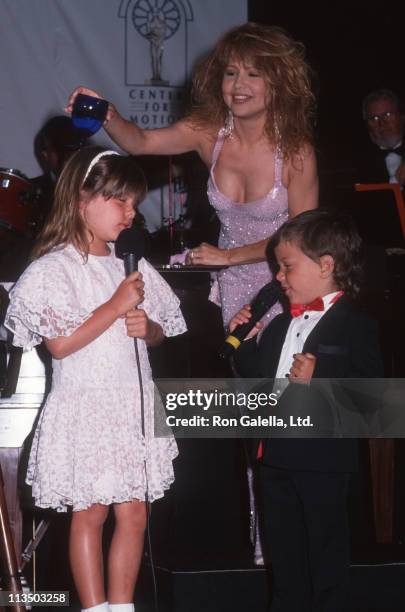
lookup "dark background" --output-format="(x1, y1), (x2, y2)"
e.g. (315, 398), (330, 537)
(248, 0), (404, 178)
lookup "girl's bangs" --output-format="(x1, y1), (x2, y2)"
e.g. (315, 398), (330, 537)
(101, 172), (146, 203)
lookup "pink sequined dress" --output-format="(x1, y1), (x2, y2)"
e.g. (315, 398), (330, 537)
(208, 128), (288, 328)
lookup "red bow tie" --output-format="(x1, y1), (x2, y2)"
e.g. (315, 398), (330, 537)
(290, 297), (324, 318)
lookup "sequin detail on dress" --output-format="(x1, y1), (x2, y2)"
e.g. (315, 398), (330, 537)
(207, 128), (288, 328)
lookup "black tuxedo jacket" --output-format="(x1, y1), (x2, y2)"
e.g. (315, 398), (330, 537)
(356, 142), (391, 184)
(234, 296), (383, 473)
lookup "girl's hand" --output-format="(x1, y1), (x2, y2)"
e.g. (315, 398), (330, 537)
(228, 305), (263, 339)
(186, 243), (230, 266)
(66, 86), (116, 124)
(125, 311), (164, 346)
(125, 309), (149, 339)
(289, 353), (316, 384)
(109, 272), (144, 317)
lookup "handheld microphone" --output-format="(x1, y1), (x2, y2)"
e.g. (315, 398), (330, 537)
(115, 226), (146, 275)
(219, 280), (281, 359)
(115, 227), (148, 439)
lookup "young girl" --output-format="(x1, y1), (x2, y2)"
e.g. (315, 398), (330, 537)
(5, 146), (186, 612)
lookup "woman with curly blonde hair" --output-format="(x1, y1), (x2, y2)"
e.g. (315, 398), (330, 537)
(191, 23), (315, 162)
(68, 22), (318, 328)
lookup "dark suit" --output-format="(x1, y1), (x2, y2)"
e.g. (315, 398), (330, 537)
(234, 296), (383, 612)
(356, 141), (394, 184)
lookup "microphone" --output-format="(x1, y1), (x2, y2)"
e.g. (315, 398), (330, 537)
(219, 280), (281, 359)
(114, 226), (151, 494)
(115, 228), (148, 438)
(115, 226), (146, 275)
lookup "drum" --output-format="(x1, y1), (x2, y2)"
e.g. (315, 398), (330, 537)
(0, 168), (34, 234)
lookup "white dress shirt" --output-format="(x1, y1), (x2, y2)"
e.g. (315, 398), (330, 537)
(275, 292), (343, 387)
(382, 141), (403, 184)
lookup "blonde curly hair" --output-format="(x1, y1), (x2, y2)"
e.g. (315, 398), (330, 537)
(190, 22), (316, 159)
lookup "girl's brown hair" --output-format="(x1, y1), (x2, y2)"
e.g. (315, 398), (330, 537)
(190, 22), (316, 159)
(32, 146), (147, 260)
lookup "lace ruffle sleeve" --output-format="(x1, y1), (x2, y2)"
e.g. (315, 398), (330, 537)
(5, 253), (92, 350)
(140, 259), (187, 338)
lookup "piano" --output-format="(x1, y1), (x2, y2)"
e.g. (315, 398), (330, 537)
(1, 282), (46, 566)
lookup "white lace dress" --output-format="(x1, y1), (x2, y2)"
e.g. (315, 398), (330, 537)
(5, 245), (187, 512)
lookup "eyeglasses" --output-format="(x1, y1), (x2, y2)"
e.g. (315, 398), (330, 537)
(366, 111), (398, 124)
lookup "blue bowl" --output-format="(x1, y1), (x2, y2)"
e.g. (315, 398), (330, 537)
(72, 94), (108, 135)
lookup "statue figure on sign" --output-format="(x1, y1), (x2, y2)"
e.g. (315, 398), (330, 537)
(146, 14), (167, 84)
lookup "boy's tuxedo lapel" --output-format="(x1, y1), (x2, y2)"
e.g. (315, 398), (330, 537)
(302, 295), (350, 354)
(302, 295), (351, 378)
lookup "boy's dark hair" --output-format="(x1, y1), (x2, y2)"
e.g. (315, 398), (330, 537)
(267, 209), (363, 297)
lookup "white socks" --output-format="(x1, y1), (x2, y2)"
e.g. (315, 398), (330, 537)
(82, 603), (110, 612)
(81, 601), (134, 612)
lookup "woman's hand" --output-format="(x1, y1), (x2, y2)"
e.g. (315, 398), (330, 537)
(228, 304), (263, 339)
(109, 272), (144, 317)
(185, 239), (270, 267)
(186, 243), (230, 266)
(66, 86), (116, 124)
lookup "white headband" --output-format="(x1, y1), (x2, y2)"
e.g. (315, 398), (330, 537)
(83, 150), (120, 183)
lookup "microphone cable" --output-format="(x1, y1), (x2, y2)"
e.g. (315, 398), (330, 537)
(132, 334), (160, 612)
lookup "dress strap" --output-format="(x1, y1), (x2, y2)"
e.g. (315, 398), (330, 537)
(274, 146), (283, 185)
(211, 128), (227, 166)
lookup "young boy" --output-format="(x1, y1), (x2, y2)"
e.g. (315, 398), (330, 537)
(230, 209), (383, 612)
